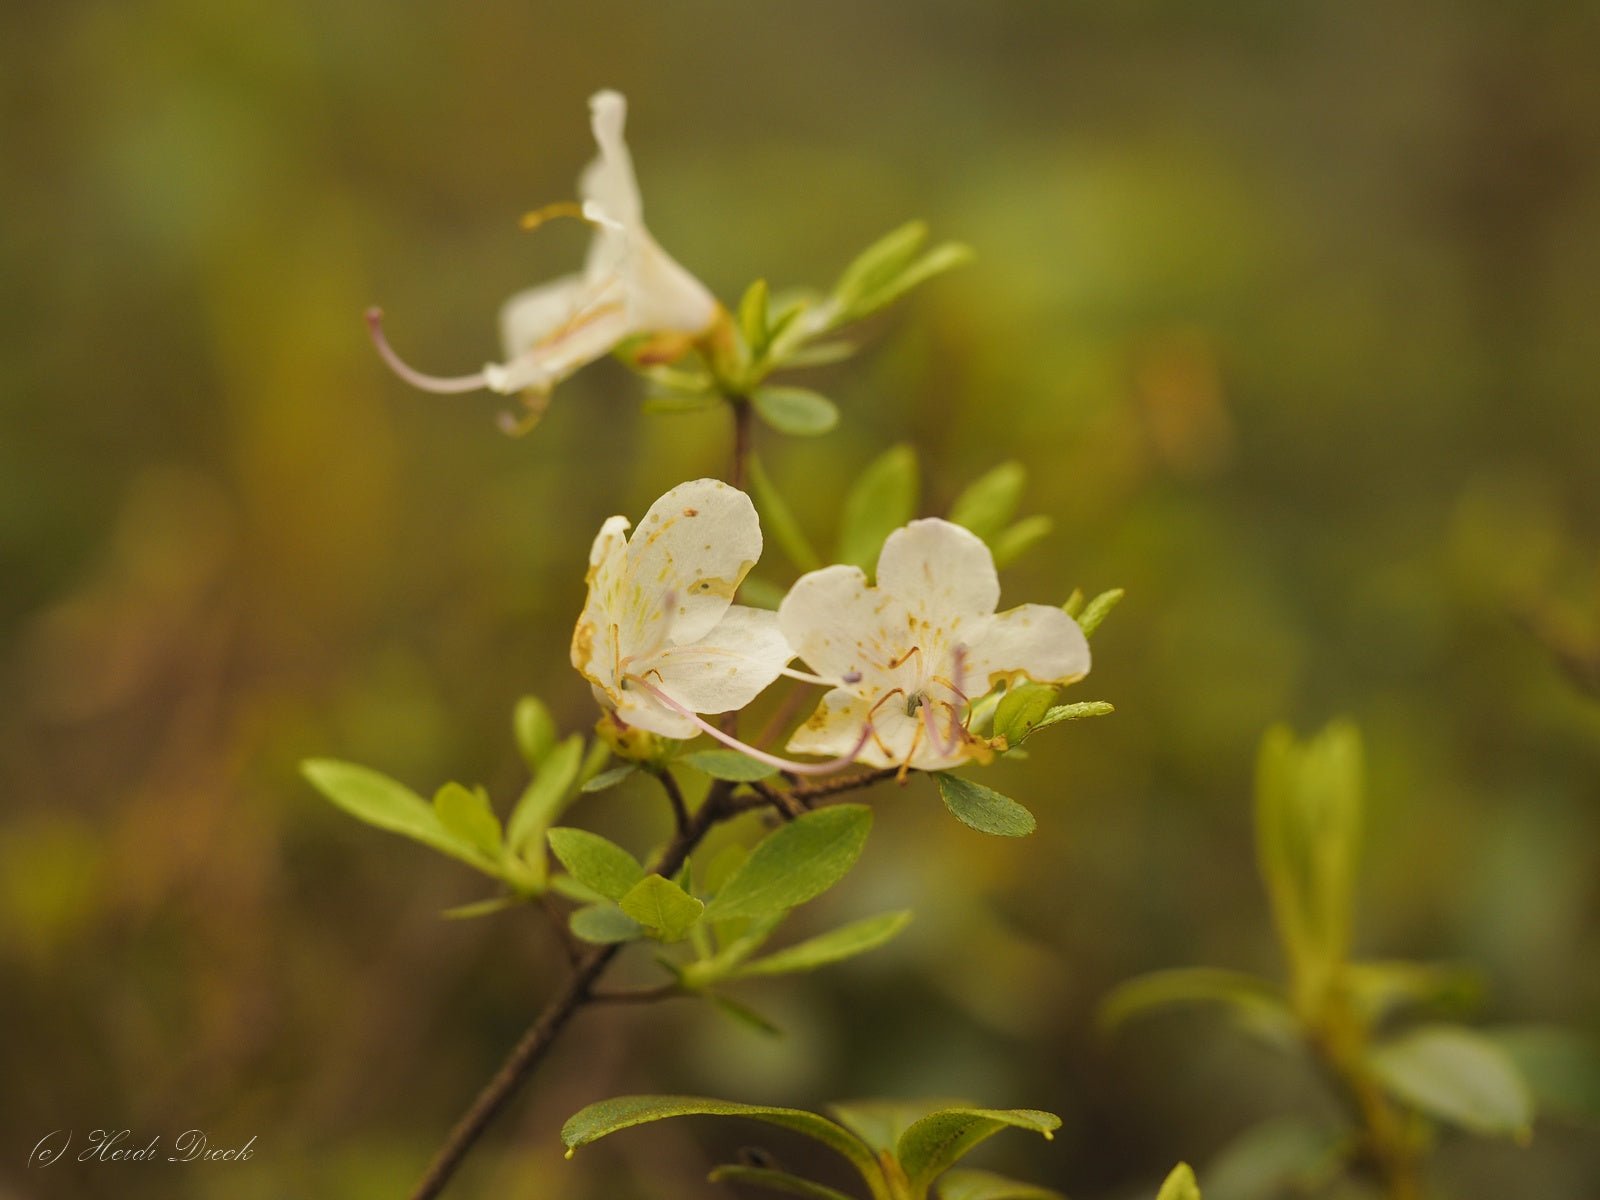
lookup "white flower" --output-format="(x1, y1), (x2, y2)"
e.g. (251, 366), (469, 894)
(777, 518), (1090, 771)
(572, 479), (790, 739)
(368, 90), (719, 415)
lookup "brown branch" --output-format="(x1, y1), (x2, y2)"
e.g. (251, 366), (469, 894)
(653, 767), (691, 835)
(406, 759), (900, 1196)
(407, 781), (735, 1200)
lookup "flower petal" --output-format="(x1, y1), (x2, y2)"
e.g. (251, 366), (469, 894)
(626, 479), (762, 647)
(580, 89), (642, 228)
(646, 606), (791, 714)
(874, 519), (1000, 621)
(963, 604), (1090, 689)
(572, 515), (632, 695)
(787, 691), (969, 771)
(777, 563), (893, 682)
(488, 275), (631, 394)
(613, 690), (700, 740)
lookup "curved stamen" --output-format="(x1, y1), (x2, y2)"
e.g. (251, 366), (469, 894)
(921, 697), (966, 757)
(625, 675), (873, 776)
(519, 201), (591, 232)
(365, 308), (490, 394)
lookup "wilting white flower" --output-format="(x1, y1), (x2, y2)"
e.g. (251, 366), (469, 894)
(368, 90), (719, 418)
(777, 518), (1090, 771)
(572, 479), (790, 739)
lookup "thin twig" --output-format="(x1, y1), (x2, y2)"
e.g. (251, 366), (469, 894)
(729, 395), (753, 491)
(789, 767), (900, 803)
(752, 779), (806, 820)
(537, 894), (582, 967)
(654, 767), (691, 835)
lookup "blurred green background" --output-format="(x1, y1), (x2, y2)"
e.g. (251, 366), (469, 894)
(3, 1), (1598, 1197)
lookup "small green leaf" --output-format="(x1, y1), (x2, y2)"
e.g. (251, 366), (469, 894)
(506, 736), (584, 859)
(827, 1099), (941, 1155)
(780, 339), (856, 368)
(749, 457), (823, 573)
(897, 1107), (1060, 1195)
(705, 805), (873, 921)
(546, 828), (645, 902)
(432, 783), (502, 857)
(934, 774), (1036, 837)
(1155, 1163), (1201, 1200)
(569, 903), (644, 944)
(581, 764), (638, 794)
(1027, 701), (1115, 734)
(1061, 588), (1086, 618)
(619, 874), (704, 942)
(752, 387), (840, 437)
(302, 759), (491, 870)
(1344, 960), (1484, 1024)
(1076, 588), (1125, 638)
(513, 696), (557, 769)
(831, 221), (929, 314)
(739, 278), (771, 357)
(937, 1168), (1065, 1200)
(1098, 968), (1296, 1046)
(1366, 1024), (1534, 1137)
(681, 749), (779, 782)
(731, 911), (912, 979)
(851, 240), (973, 318)
(990, 515), (1053, 569)
(1255, 722), (1364, 1013)
(708, 1165), (859, 1200)
(993, 683), (1058, 747)
(1202, 1118), (1342, 1200)
(441, 895), (523, 920)
(560, 1096), (877, 1181)
(643, 390), (722, 415)
(836, 445), (919, 573)
(949, 462), (1027, 542)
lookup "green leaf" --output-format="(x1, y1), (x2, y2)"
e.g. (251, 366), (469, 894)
(1061, 588), (1086, 618)
(705, 805), (873, 921)
(739, 278), (771, 357)
(681, 749), (779, 782)
(836, 445), (920, 573)
(937, 1168), (1064, 1200)
(302, 759), (491, 871)
(934, 774), (1036, 837)
(642, 389), (723, 415)
(560, 1095), (878, 1183)
(440, 895), (524, 920)
(752, 387), (840, 437)
(851, 241), (973, 318)
(780, 339), (856, 368)
(1366, 1024), (1534, 1137)
(1155, 1163), (1201, 1200)
(1202, 1118), (1343, 1200)
(831, 221), (930, 314)
(992, 683), (1058, 747)
(1027, 701), (1115, 734)
(948, 462), (1027, 542)
(1254, 721), (1364, 1012)
(708, 1165), (859, 1200)
(506, 736), (584, 859)
(546, 828), (645, 902)
(1097, 967), (1295, 1046)
(827, 1098), (942, 1155)
(581, 763), (638, 794)
(990, 516), (1053, 568)
(513, 696), (557, 769)
(731, 911), (912, 979)
(1076, 588), (1125, 638)
(432, 783), (502, 857)
(569, 903), (644, 944)
(1484, 1025), (1600, 1122)
(619, 874), (704, 942)
(749, 457), (823, 573)
(897, 1107), (1060, 1195)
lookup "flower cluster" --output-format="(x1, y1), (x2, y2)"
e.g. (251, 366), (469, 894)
(574, 481), (1092, 776)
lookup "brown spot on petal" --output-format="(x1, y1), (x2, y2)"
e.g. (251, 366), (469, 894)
(683, 507), (698, 517)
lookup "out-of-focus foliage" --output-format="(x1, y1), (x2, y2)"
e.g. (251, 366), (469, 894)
(3, 2), (1599, 1199)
